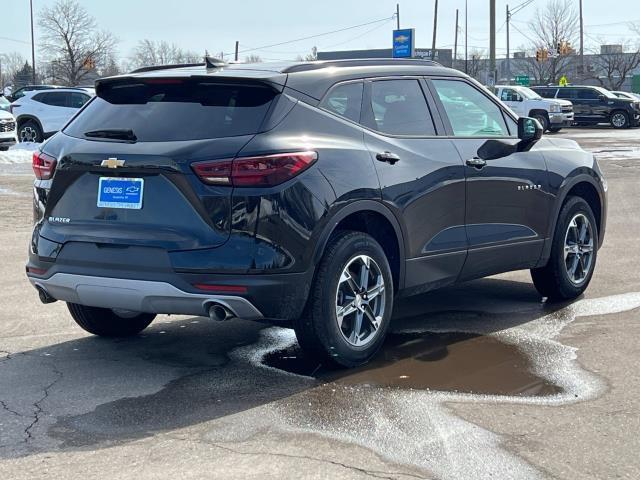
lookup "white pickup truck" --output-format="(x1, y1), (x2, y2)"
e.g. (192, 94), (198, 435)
(494, 85), (574, 132)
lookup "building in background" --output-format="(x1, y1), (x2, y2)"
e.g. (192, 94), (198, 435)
(317, 48), (453, 68)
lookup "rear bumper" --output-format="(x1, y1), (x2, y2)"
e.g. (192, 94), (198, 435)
(29, 273), (264, 319)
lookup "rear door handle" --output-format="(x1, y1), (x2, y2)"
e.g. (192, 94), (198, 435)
(466, 157), (487, 169)
(376, 151), (400, 165)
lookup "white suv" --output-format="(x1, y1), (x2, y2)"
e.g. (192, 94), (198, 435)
(494, 85), (574, 132)
(0, 109), (18, 151)
(11, 88), (94, 143)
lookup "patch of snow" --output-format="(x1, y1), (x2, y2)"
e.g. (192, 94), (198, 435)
(0, 142), (39, 165)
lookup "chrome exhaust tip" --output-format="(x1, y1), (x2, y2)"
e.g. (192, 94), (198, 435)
(208, 303), (234, 322)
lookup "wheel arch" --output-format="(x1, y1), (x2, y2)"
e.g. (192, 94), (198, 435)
(528, 108), (549, 119)
(16, 115), (44, 135)
(312, 200), (407, 292)
(538, 172), (606, 267)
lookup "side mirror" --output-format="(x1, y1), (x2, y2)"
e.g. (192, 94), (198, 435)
(518, 116), (543, 148)
(598, 94), (606, 102)
(516, 95), (524, 102)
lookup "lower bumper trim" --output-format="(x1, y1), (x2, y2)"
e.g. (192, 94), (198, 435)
(29, 273), (264, 320)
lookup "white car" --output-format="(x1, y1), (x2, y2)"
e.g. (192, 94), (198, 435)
(494, 85), (574, 132)
(0, 109), (18, 151)
(11, 88), (94, 143)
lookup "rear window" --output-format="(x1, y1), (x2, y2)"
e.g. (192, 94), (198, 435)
(533, 88), (557, 99)
(64, 80), (276, 142)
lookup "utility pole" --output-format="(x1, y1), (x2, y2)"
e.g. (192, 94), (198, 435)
(396, 3), (400, 30)
(454, 9), (459, 67)
(579, 0), (584, 76)
(465, 0), (468, 74)
(30, 0), (36, 84)
(431, 0), (439, 52)
(505, 1), (534, 82)
(506, 4), (510, 80)
(234, 41), (239, 62)
(489, 0), (496, 84)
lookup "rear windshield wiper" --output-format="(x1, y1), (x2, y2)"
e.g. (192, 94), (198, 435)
(84, 129), (137, 142)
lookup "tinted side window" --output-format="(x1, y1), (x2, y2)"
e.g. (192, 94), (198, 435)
(37, 92), (67, 107)
(368, 79), (436, 136)
(432, 79), (510, 137)
(578, 89), (599, 100)
(500, 88), (521, 102)
(68, 92), (90, 108)
(320, 82), (363, 123)
(557, 88), (578, 100)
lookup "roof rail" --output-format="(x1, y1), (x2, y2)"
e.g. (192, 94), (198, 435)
(282, 58), (442, 73)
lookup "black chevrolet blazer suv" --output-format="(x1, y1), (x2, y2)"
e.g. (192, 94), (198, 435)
(27, 59), (607, 367)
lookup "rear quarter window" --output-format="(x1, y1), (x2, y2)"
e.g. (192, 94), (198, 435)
(64, 79), (277, 142)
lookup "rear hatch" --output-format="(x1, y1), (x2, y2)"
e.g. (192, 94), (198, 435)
(39, 76), (281, 251)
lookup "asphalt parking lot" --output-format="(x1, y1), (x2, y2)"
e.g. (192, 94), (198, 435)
(0, 128), (639, 479)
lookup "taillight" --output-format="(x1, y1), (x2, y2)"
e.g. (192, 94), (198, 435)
(32, 151), (57, 180)
(191, 151), (317, 188)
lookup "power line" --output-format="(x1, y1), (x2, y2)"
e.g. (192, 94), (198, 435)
(237, 18), (394, 57)
(225, 15), (396, 57)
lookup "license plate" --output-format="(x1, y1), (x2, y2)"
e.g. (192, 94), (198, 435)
(97, 177), (144, 209)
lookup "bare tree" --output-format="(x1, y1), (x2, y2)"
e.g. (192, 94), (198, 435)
(465, 49), (488, 82)
(0, 52), (26, 89)
(244, 54), (262, 63)
(296, 47), (318, 62)
(130, 40), (201, 69)
(38, 0), (117, 86)
(527, 0), (578, 83)
(588, 43), (640, 90)
(100, 55), (123, 78)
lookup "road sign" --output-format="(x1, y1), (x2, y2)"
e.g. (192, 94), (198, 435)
(392, 29), (415, 58)
(515, 75), (530, 86)
(559, 75), (569, 87)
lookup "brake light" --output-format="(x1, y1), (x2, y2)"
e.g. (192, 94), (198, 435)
(32, 151), (57, 180)
(191, 151), (317, 187)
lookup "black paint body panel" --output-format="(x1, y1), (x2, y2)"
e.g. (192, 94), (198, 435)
(28, 62), (607, 320)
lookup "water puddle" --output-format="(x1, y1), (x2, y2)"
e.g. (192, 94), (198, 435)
(263, 331), (560, 396)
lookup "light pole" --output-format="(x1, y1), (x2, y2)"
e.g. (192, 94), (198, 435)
(30, 0), (36, 84)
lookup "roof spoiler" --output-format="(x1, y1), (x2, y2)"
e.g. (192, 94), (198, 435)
(129, 56), (227, 74)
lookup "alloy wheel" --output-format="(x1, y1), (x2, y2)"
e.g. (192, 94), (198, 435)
(335, 254), (386, 347)
(564, 213), (594, 285)
(611, 113), (627, 128)
(20, 126), (38, 143)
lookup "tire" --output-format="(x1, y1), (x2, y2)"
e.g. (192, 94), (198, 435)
(531, 112), (549, 132)
(293, 231), (394, 368)
(531, 196), (598, 301)
(610, 110), (629, 129)
(548, 127), (562, 133)
(67, 303), (156, 337)
(18, 120), (43, 143)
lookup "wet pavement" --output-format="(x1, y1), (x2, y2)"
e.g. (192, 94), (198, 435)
(1, 127), (640, 479)
(264, 332), (560, 396)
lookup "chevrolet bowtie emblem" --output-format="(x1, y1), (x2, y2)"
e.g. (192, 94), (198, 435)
(101, 158), (125, 168)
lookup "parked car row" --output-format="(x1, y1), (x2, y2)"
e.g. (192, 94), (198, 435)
(0, 86), (95, 144)
(533, 85), (640, 129)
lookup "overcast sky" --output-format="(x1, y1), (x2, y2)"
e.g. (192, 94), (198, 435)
(2, 0), (639, 64)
